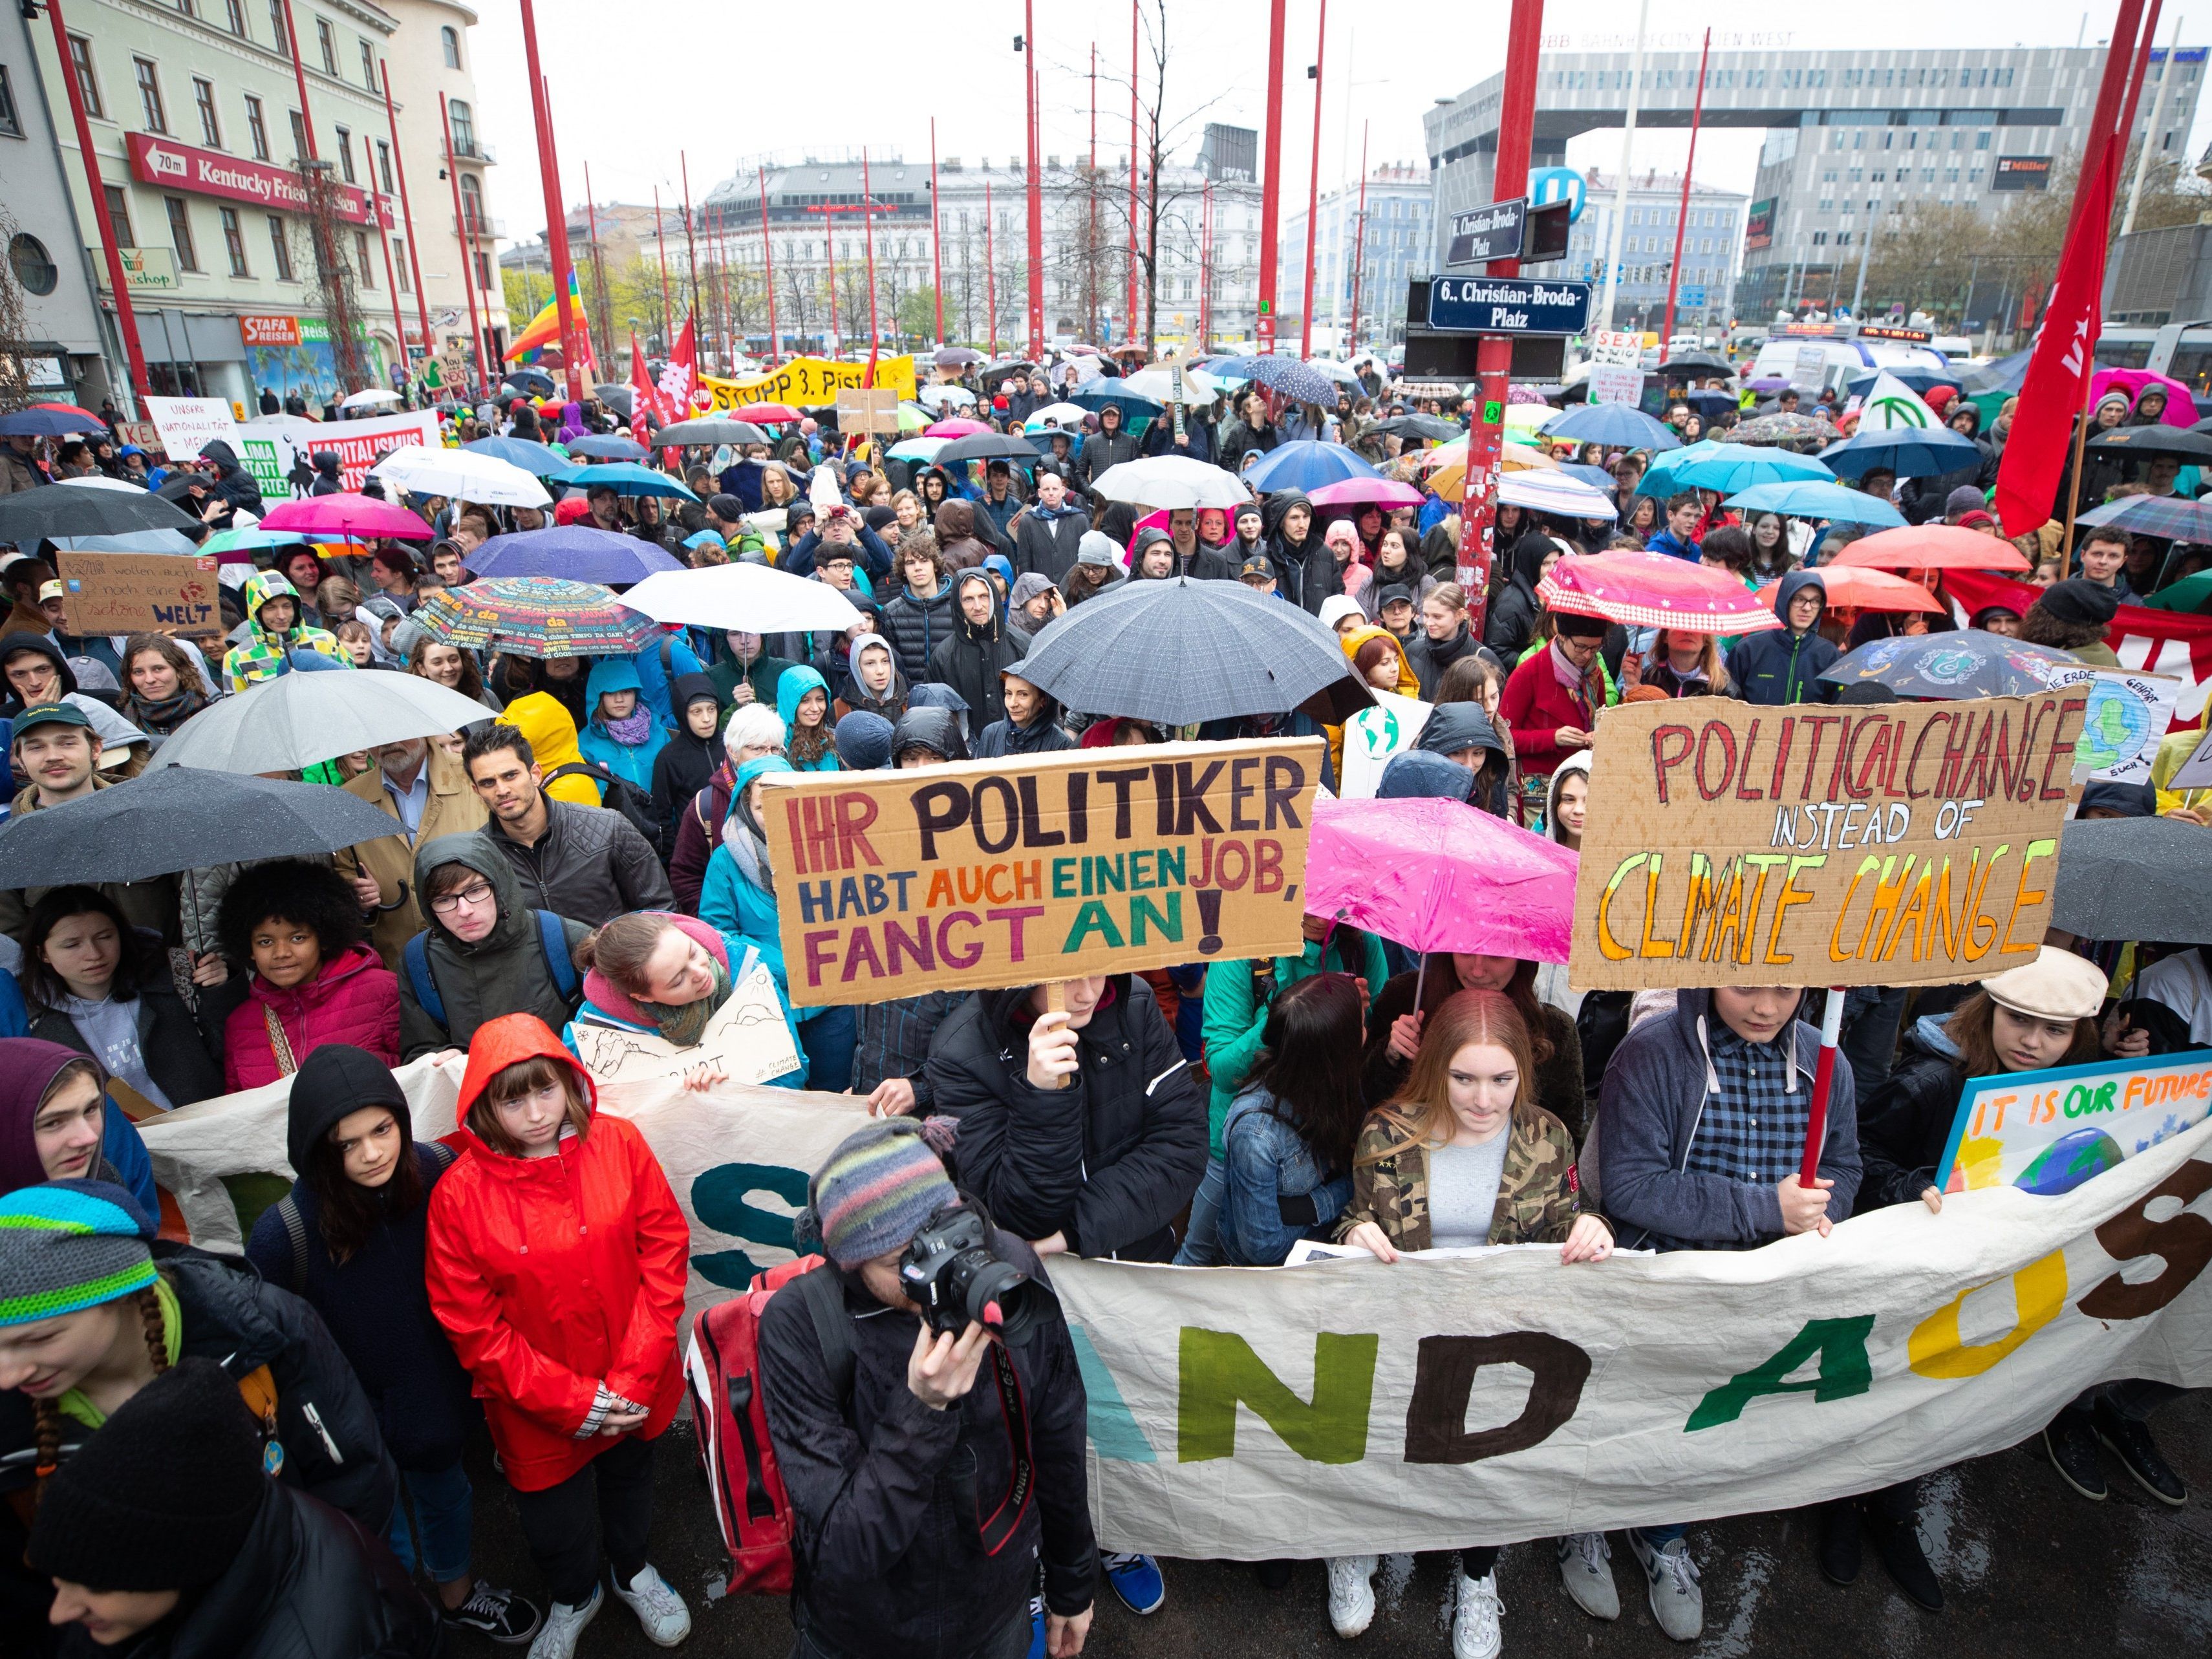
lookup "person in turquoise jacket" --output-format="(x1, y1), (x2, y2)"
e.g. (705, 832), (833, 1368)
(576, 655), (670, 795)
(775, 664), (842, 773)
(559, 910), (804, 1090)
(700, 755), (859, 1090)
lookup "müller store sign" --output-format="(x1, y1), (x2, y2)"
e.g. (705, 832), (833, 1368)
(127, 134), (388, 227)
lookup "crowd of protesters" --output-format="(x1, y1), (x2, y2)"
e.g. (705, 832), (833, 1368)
(0, 333), (2206, 1659)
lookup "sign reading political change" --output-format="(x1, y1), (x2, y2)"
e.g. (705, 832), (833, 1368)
(55, 553), (222, 639)
(1569, 696), (2085, 990)
(760, 738), (1323, 1005)
(570, 962), (803, 1100)
(1935, 1049), (2212, 1196)
(701, 354), (918, 412)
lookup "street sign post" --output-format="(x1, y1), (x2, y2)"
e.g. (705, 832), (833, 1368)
(1426, 276), (1593, 336)
(1444, 198), (1527, 268)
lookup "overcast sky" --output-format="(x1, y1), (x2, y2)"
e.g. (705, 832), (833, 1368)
(471, 1), (2205, 242)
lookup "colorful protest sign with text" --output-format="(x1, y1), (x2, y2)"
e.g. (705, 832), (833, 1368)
(55, 553), (222, 639)
(1935, 1049), (2212, 1195)
(700, 354), (918, 412)
(759, 739), (1323, 1005)
(1569, 696), (2085, 990)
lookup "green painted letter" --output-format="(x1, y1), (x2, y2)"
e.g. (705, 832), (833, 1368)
(1684, 1316), (1876, 1432)
(1177, 1327), (1378, 1464)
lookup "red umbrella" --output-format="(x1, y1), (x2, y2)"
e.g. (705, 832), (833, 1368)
(1758, 567), (1944, 614)
(731, 403), (802, 424)
(1305, 478), (1425, 509)
(924, 417), (990, 438)
(1540, 548), (1782, 635)
(259, 493), (436, 541)
(32, 402), (107, 426)
(1828, 524), (2030, 572)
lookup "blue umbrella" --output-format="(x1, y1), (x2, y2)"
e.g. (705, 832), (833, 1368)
(563, 434), (649, 461)
(1818, 425), (1982, 480)
(1543, 403), (1682, 452)
(1667, 447), (1834, 495)
(1556, 462), (1617, 490)
(1724, 480), (1907, 527)
(557, 462), (700, 500)
(1068, 380), (1167, 420)
(1242, 440), (1382, 494)
(464, 435), (571, 476)
(466, 525), (683, 584)
(1845, 366), (1965, 401)
(0, 409), (106, 438)
(888, 436), (949, 462)
(1632, 438), (1732, 497)
(1205, 356), (1341, 406)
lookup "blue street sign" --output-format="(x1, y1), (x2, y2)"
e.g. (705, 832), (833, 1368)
(1426, 275), (1594, 336)
(1530, 167), (1587, 222)
(1679, 286), (1707, 307)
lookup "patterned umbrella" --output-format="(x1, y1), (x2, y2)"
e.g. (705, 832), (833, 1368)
(1821, 630), (2083, 699)
(260, 493), (435, 541)
(413, 575), (660, 658)
(1203, 355), (1341, 406)
(1721, 412), (1842, 452)
(1539, 550), (1781, 635)
(2077, 493), (2212, 543)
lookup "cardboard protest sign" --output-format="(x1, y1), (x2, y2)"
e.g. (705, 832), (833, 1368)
(2049, 665), (2178, 785)
(1933, 1048), (2212, 1195)
(760, 738), (1324, 1006)
(1568, 696), (2085, 991)
(142, 395), (242, 463)
(570, 962), (802, 1098)
(702, 354), (918, 411)
(1338, 690), (1431, 800)
(55, 553), (221, 638)
(835, 387), (903, 434)
(2171, 723), (2212, 794)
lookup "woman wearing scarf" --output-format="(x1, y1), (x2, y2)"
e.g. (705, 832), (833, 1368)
(563, 911), (804, 1091)
(117, 634), (217, 743)
(576, 658), (670, 796)
(700, 755), (855, 1090)
(1496, 609), (1612, 784)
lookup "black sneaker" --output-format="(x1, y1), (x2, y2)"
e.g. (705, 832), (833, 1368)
(2041, 1406), (2107, 1502)
(1863, 1506), (1943, 1612)
(1816, 1499), (1862, 1587)
(443, 1579), (544, 1645)
(2094, 1401), (2189, 1506)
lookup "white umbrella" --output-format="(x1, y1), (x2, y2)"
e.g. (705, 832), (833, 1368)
(918, 383), (978, 409)
(340, 387), (404, 410)
(1303, 359), (1366, 386)
(152, 667), (495, 773)
(55, 475), (146, 493)
(1498, 469), (1618, 521)
(1023, 401), (1088, 433)
(369, 445), (551, 508)
(1088, 456), (1254, 510)
(619, 563), (864, 634)
(52, 530), (201, 555)
(1122, 366), (1221, 403)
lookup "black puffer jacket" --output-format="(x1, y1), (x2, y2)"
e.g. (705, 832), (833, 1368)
(1260, 489), (1322, 611)
(1407, 621), (1493, 700)
(927, 974), (1207, 1261)
(398, 832), (588, 1058)
(759, 1244), (1095, 1659)
(927, 571), (1029, 731)
(888, 705), (969, 764)
(1853, 1016), (1971, 1215)
(0, 1247), (397, 1531)
(1483, 531), (1555, 662)
(475, 800), (674, 931)
(880, 579), (959, 687)
(1076, 412), (1143, 488)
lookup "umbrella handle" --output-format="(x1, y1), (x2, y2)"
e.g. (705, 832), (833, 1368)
(376, 878), (413, 915)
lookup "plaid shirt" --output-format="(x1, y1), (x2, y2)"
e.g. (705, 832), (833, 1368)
(1656, 1021), (1809, 1253)
(852, 990), (967, 1106)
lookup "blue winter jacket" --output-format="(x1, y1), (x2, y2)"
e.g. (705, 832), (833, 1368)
(1724, 568), (1841, 706)
(630, 632), (707, 729)
(775, 666), (842, 771)
(700, 755), (827, 1024)
(576, 656), (671, 794)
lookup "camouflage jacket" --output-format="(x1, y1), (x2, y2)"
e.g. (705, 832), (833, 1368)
(1333, 1102), (1583, 1252)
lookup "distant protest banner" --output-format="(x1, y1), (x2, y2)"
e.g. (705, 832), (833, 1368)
(700, 354), (918, 412)
(1935, 1049), (2212, 1195)
(142, 395), (242, 464)
(301, 409), (442, 491)
(759, 738), (1324, 1005)
(2048, 665), (2179, 785)
(570, 962), (803, 1100)
(55, 553), (221, 639)
(142, 1072), (2212, 1556)
(1569, 695), (2085, 990)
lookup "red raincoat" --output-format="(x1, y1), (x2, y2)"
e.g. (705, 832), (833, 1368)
(424, 1013), (689, 1492)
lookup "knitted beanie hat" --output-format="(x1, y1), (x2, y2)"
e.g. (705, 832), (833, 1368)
(801, 1119), (958, 1268)
(0, 1181), (157, 1329)
(28, 1358), (268, 1591)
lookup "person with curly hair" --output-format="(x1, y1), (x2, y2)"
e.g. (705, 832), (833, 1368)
(216, 860), (399, 1089)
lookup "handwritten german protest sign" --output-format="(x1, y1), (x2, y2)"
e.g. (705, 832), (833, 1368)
(1934, 1048), (2212, 1195)
(701, 354), (918, 412)
(758, 738), (1324, 1005)
(1569, 694), (2086, 990)
(56, 552), (222, 639)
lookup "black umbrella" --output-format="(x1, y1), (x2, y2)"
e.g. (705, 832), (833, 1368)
(934, 432), (1042, 466)
(593, 385), (635, 421)
(0, 485), (198, 546)
(1820, 630), (2083, 700)
(654, 417), (769, 447)
(2085, 425), (2212, 462)
(501, 369), (557, 398)
(1657, 352), (1735, 379)
(1018, 575), (1373, 725)
(1366, 414), (1461, 443)
(2051, 818), (2212, 944)
(936, 347), (987, 368)
(980, 359), (1036, 389)
(0, 769), (405, 885)
(564, 434), (647, 460)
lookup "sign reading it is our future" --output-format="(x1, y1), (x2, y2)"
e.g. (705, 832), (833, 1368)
(1426, 276), (1594, 336)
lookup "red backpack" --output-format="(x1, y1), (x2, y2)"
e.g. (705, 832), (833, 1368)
(683, 1256), (854, 1598)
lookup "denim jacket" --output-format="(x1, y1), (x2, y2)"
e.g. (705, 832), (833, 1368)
(1177, 1086), (1351, 1266)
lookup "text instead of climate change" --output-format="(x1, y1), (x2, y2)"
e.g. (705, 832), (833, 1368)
(1568, 695), (2085, 990)
(760, 738), (1323, 1003)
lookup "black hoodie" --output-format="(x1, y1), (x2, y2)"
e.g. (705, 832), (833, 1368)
(889, 704), (970, 764)
(928, 570), (1029, 730)
(309, 450), (345, 496)
(1260, 489), (1323, 611)
(650, 670), (724, 837)
(199, 438), (265, 517)
(1483, 531), (1556, 662)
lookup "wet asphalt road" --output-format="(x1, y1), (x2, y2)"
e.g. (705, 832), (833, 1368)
(462, 1387), (2212, 1658)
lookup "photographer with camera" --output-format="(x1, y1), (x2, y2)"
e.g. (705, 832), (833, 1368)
(760, 1120), (1096, 1659)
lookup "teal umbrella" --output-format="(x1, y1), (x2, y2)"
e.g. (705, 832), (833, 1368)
(557, 462), (698, 500)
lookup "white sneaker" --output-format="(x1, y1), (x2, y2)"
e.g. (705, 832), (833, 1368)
(1626, 1531), (1702, 1642)
(526, 1585), (601, 1659)
(612, 1563), (692, 1647)
(1451, 1570), (1503, 1659)
(1555, 1531), (1620, 1620)
(1326, 1554), (1379, 1637)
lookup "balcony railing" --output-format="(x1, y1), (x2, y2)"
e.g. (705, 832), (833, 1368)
(455, 213), (504, 241)
(444, 135), (497, 166)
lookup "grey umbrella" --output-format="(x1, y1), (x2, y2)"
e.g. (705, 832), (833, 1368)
(0, 486), (197, 544)
(0, 769), (406, 885)
(654, 417), (769, 447)
(2051, 818), (2212, 945)
(152, 669), (495, 773)
(1018, 576), (1372, 725)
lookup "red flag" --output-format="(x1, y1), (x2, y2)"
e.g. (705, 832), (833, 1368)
(629, 330), (671, 440)
(1992, 145), (2120, 537)
(656, 314), (702, 421)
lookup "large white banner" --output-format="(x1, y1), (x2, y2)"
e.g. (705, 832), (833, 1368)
(140, 1073), (2212, 1558)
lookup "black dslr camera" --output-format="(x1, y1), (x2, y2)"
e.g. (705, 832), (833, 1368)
(898, 1203), (1058, 1341)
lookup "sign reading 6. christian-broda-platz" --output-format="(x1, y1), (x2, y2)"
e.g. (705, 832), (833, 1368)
(1427, 276), (1594, 334)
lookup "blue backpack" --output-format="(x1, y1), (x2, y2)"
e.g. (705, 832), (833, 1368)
(403, 911), (579, 1030)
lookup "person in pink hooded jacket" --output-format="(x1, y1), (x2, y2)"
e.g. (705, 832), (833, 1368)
(217, 859), (400, 1089)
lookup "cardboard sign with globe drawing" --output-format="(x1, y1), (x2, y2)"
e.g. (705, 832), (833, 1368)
(2048, 666), (2178, 786)
(1933, 1050), (2212, 1195)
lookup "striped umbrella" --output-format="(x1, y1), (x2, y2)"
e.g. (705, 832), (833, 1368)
(413, 576), (660, 659)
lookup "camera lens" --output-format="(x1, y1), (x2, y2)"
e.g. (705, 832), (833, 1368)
(963, 1257), (1058, 1342)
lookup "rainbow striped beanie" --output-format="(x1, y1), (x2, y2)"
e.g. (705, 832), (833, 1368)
(805, 1120), (958, 1269)
(0, 1181), (158, 1328)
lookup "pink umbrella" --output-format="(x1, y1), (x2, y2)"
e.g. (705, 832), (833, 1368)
(924, 417), (990, 438)
(259, 493), (435, 541)
(1302, 795), (1578, 965)
(2089, 367), (2198, 427)
(1305, 477), (1425, 509)
(1539, 548), (1781, 635)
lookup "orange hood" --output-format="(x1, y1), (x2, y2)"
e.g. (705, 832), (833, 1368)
(456, 1012), (597, 1128)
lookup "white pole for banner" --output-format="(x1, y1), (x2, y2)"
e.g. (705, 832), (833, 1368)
(1797, 986), (1848, 1188)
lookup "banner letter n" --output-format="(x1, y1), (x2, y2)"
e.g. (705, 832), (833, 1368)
(1177, 1329), (1378, 1464)
(1684, 1316), (1876, 1433)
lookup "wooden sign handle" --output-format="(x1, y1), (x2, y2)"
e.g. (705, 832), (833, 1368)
(1042, 981), (1073, 1091)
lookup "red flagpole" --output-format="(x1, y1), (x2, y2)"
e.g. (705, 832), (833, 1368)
(363, 133), (408, 389)
(516, 0), (583, 401)
(758, 167), (780, 367)
(1658, 27), (1711, 358)
(440, 91), (489, 396)
(1256, 0), (1287, 354)
(1126, 0), (1139, 344)
(43, 0), (147, 404)
(1298, 0), (1327, 359)
(929, 121), (945, 347)
(380, 62), (435, 386)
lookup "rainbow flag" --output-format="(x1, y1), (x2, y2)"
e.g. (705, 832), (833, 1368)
(505, 270), (594, 368)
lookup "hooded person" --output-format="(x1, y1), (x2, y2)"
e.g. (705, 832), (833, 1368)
(1007, 571), (1061, 639)
(650, 673), (725, 844)
(834, 628), (909, 721)
(398, 833), (590, 1060)
(1413, 701), (1514, 813)
(0, 1038), (157, 1214)
(776, 663), (841, 772)
(575, 656), (670, 796)
(832, 709), (896, 770)
(219, 570), (350, 691)
(1077, 401), (1142, 489)
(563, 911), (803, 1091)
(498, 690), (605, 806)
(309, 449), (345, 494)
(626, 628), (708, 733)
(197, 438), (264, 519)
(928, 568), (1029, 733)
(1, 630), (118, 722)
(888, 704), (971, 766)
(707, 628), (797, 712)
(1485, 531), (1562, 663)
(930, 498), (995, 572)
(1262, 487), (1323, 611)
(1724, 568), (1841, 705)
(973, 667), (1074, 757)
